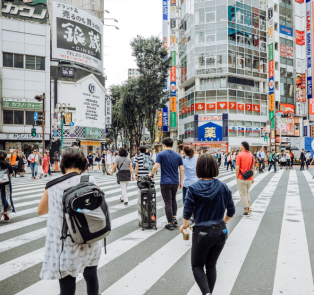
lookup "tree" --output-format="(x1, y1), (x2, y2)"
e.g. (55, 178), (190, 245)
(130, 35), (171, 147)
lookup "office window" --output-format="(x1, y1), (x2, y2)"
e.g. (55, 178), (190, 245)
(3, 110), (13, 124)
(14, 54), (24, 68)
(26, 55), (36, 70)
(36, 56), (45, 71)
(14, 111), (24, 125)
(3, 53), (13, 67)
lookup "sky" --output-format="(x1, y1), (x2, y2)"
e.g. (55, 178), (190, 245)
(103, 0), (162, 89)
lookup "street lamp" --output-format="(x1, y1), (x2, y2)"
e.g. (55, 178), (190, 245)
(104, 24), (119, 30)
(82, 2), (95, 7)
(104, 9), (110, 13)
(104, 18), (118, 22)
(55, 103), (69, 151)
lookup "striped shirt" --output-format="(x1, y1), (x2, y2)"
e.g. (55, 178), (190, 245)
(134, 153), (149, 176)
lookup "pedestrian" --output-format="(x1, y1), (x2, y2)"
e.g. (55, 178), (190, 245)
(87, 152), (94, 172)
(306, 150), (312, 169)
(268, 150), (277, 173)
(232, 151), (236, 169)
(217, 151), (222, 166)
(235, 141), (255, 217)
(134, 146), (150, 180)
(226, 153), (233, 171)
(257, 147), (266, 173)
(195, 150), (199, 159)
(28, 149), (38, 180)
(47, 152), (52, 175)
(150, 137), (184, 230)
(95, 152), (101, 172)
(181, 153), (235, 295)
(106, 150), (112, 175)
(17, 151), (25, 177)
(214, 152), (218, 164)
(300, 149), (306, 170)
(42, 152), (49, 177)
(290, 151), (294, 170)
(38, 148), (102, 295)
(38, 156), (44, 179)
(151, 148), (158, 175)
(280, 152), (287, 169)
(111, 152), (117, 173)
(111, 148), (135, 205)
(101, 150), (106, 175)
(182, 146), (198, 205)
(221, 152), (226, 167)
(9, 150), (19, 178)
(285, 151), (291, 170)
(0, 150), (15, 221)
(180, 150), (185, 159)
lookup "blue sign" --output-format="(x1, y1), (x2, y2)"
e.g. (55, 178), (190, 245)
(53, 130), (57, 137)
(269, 77), (274, 95)
(279, 25), (293, 37)
(70, 122), (75, 126)
(53, 112), (57, 118)
(163, 0), (168, 20)
(163, 107), (168, 132)
(198, 122), (223, 142)
(170, 81), (176, 96)
(34, 112), (38, 121)
(70, 133), (75, 138)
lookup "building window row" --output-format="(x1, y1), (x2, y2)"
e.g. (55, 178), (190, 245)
(3, 110), (43, 125)
(3, 53), (45, 71)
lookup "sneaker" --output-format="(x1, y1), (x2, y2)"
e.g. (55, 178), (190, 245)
(165, 223), (174, 230)
(124, 202), (128, 205)
(248, 208), (252, 212)
(241, 212), (250, 217)
(172, 217), (178, 226)
(120, 198), (124, 203)
(3, 212), (9, 220)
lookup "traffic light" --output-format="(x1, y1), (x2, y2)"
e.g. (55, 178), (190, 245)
(31, 128), (36, 137)
(264, 135), (267, 142)
(281, 113), (292, 118)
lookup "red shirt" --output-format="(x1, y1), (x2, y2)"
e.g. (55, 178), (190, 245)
(236, 150), (255, 180)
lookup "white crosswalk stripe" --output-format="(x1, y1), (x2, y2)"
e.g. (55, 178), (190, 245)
(1, 168), (314, 295)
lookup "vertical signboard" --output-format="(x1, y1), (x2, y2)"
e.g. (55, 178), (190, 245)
(170, 112), (176, 127)
(307, 0), (314, 120)
(163, 107), (168, 132)
(105, 95), (112, 129)
(158, 110), (163, 136)
(169, 0), (176, 128)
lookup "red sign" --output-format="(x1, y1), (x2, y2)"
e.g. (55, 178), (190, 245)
(199, 115), (222, 121)
(187, 105), (191, 113)
(217, 102), (227, 109)
(280, 103), (295, 114)
(206, 103), (216, 110)
(310, 98), (314, 117)
(280, 44), (286, 57)
(286, 46), (293, 59)
(296, 0), (304, 3)
(170, 66), (176, 81)
(245, 104), (252, 111)
(237, 103), (245, 110)
(191, 104), (194, 111)
(179, 110), (182, 117)
(307, 13), (311, 31)
(253, 104), (260, 112)
(229, 102), (237, 109)
(269, 60), (274, 78)
(296, 30), (305, 45)
(195, 103), (205, 111)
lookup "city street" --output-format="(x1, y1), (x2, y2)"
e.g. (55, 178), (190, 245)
(1, 167), (314, 295)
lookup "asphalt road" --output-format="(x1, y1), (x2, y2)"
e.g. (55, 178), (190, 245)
(0, 166), (314, 295)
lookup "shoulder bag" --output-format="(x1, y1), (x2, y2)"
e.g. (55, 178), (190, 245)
(116, 158), (130, 184)
(239, 155), (254, 180)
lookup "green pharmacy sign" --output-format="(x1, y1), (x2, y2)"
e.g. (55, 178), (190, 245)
(2, 0), (48, 23)
(85, 127), (101, 139)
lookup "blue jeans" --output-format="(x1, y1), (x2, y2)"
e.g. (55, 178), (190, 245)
(232, 160), (236, 169)
(183, 186), (188, 204)
(30, 162), (38, 178)
(268, 161), (276, 172)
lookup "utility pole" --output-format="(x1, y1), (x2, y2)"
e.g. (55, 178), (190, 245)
(34, 93), (46, 158)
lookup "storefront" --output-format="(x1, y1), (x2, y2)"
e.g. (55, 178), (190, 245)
(80, 141), (102, 156)
(194, 142), (228, 153)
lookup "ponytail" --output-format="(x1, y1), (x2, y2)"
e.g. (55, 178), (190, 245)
(183, 146), (194, 158)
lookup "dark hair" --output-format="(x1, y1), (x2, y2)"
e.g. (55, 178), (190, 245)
(119, 148), (128, 157)
(0, 150), (7, 162)
(196, 154), (219, 179)
(241, 141), (249, 151)
(162, 137), (173, 147)
(183, 146), (194, 158)
(139, 146), (146, 153)
(60, 148), (88, 174)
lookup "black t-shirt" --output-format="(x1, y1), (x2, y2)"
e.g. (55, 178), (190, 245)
(87, 155), (94, 163)
(0, 161), (13, 174)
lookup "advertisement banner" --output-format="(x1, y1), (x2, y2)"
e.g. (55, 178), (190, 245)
(280, 44), (286, 57)
(3, 98), (43, 109)
(52, 1), (103, 72)
(217, 102), (228, 109)
(158, 111), (163, 126)
(170, 112), (176, 128)
(237, 103), (245, 110)
(206, 103), (216, 110)
(310, 98), (314, 121)
(269, 77), (274, 95)
(279, 25), (293, 37)
(269, 43), (273, 61)
(280, 103), (295, 113)
(170, 97), (176, 112)
(286, 46), (293, 59)
(163, 107), (168, 132)
(307, 0), (312, 99)
(170, 51), (176, 66)
(163, 0), (168, 20)
(269, 110), (275, 128)
(269, 60), (274, 77)
(276, 117), (295, 136)
(162, 0), (168, 51)
(296, 30), (306, 45)
(105, 95), (112, 129)
(296, 73), (306, 102)
(269, 94), (275, 111)
(195, 103), (205, 111)
(170, 66), (176, 81)
(229, 102), (237, 109)
(170, 81), (176, 96)
(296, 102), (306, 115)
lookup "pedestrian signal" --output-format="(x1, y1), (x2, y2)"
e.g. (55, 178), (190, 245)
(31, 128), (36, 137)
(264, 136), (267, 142)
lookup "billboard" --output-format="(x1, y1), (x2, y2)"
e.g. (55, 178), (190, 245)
(52, 1), (103, 72)
(163, 107), (168, 132)
(279, 25), (293, 37)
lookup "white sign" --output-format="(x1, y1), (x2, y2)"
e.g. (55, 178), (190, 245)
(57, 74), (105, 129)
(296, 102), (306, 116)
(276, 112), (283, 118)
(266, 125), (271, 133)
(105, 95), (112, 129)
(52, 1), (103, 72)
(0, 134), (49, 141)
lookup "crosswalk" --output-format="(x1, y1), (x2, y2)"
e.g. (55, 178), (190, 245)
(1, 167), (314, 294)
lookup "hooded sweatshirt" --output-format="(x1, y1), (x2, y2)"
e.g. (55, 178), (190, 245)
(183, 178), (235, 226)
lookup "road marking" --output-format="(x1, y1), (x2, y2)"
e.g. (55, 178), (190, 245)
(187, 170), (283, 295)
(272, 170), (314, 294)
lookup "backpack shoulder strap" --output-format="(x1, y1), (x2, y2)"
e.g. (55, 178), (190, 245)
(45, 172), (79, 190)
(80, 175), (90, 183)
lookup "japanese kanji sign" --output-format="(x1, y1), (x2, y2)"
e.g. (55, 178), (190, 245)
(52, 1), (103, 72)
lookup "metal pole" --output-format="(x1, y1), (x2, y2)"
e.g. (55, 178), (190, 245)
(280, 117), (282, 151)
(42, 99), (45, 158)
(274, 114), (276, 153)
(61, 114), (64, 151)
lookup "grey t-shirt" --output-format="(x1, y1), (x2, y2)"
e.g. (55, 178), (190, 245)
(115, 156), (131, 170)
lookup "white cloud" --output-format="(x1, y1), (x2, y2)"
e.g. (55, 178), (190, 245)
(103, 0), (162, 88)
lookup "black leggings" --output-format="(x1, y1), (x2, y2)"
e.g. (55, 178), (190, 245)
(59, 266), (99, 295)
(191, 223), (227, 295)
(160, 184), (178, 223)
(226, 161), (233, 171)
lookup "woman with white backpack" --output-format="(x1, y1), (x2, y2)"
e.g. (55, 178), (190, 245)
(38, 148), (102, 295)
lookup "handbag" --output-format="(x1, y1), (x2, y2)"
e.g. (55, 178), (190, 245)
(240, 155), (254, 180)
(116, 158), (130, 184)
